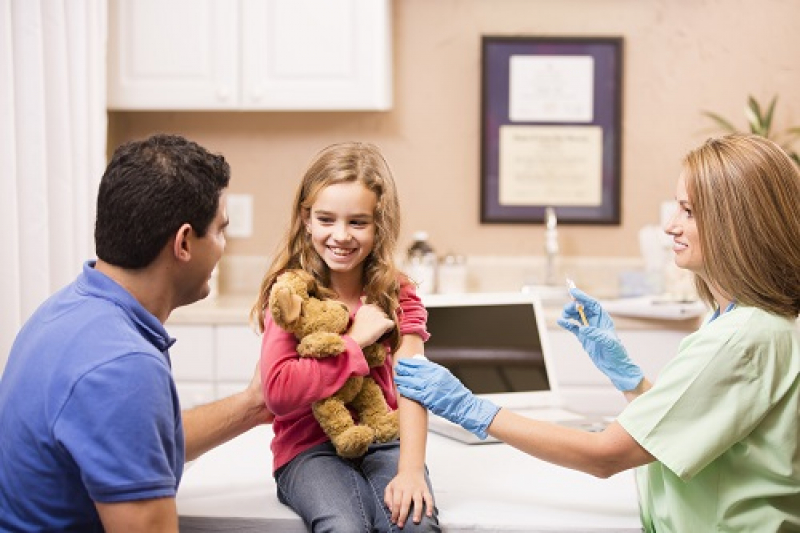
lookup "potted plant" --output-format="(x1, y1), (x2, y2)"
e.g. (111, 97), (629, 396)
(703, 95), (800, 166)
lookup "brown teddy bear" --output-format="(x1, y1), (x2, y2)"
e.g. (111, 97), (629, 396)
(268, 269), (399, 458)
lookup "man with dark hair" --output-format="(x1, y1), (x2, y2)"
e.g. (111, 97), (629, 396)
(0, 134), (271, 531)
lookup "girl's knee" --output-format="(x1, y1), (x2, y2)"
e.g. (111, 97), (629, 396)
(311, 514), (369, 532)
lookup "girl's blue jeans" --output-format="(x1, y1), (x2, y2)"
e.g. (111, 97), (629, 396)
(275, 439), (441, 532)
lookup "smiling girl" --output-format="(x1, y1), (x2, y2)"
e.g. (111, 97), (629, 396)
(252, 142), (440, 532)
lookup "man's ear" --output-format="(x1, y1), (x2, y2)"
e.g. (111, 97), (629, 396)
(172, 223), (194, 262)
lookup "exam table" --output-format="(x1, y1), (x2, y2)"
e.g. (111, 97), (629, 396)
(177, 425), (643, 532)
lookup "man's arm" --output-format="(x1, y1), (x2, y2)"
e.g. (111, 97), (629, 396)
(96, 498), (178, 533)
(182, 363), (273, 462)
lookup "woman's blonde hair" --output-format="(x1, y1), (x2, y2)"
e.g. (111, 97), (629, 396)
(683, 134), (800, 317)
(251, 142), (406, 350)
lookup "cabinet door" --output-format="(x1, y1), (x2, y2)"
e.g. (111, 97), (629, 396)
(167, 325), (216, 409)
(167, 325), (216, 381)
(241, 0), (392, 110)
(215, 325), (263, 384)
(175, 383), (217, 410)
(107, 0), (239, 110)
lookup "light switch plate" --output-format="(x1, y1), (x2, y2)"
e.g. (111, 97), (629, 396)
(226, 194), (253, 238)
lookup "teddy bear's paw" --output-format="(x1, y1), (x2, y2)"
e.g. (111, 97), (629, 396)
(362, 344), (387, 368)
(333, 426), (375, 458)
(371, 412), (400, 443)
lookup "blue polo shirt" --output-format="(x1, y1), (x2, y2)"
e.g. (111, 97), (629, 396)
(0, 261), (184, 531)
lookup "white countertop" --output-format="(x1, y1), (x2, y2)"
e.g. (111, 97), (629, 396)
(167, 292), (704, 332)
(177, 425), (643, 532)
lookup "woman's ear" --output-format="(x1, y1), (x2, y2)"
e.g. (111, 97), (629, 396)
(173, 223), (193, 262)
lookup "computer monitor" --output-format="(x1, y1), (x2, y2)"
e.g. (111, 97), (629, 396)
(420, 292), (561, 410)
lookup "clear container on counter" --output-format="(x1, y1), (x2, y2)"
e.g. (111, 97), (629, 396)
(405, 231), (437, 294)
(437, 253), (468, 294)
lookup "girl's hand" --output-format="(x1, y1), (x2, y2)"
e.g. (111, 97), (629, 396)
(348, 303), (394, 348)
(384, 470), (434, 528)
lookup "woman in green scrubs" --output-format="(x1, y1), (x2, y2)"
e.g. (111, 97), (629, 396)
(395, 134), (800, 532)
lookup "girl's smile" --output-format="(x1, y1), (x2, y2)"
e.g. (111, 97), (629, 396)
(304, 181), (377, 279)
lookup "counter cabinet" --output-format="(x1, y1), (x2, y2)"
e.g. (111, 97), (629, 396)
(166, 324), (262, 408)
(166, 319), (691, 415)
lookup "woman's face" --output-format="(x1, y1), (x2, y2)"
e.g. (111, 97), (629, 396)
(664, 173), (704, 276)
(304, 181), (377, 278)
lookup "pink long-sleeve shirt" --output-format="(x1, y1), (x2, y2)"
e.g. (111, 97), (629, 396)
(260, 282), (429, 473)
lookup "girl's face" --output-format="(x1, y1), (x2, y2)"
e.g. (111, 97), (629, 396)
(664, 172), (704, 276)
(304, 181), (377, 277)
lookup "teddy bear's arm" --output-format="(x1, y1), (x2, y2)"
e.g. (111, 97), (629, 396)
(297, 332), (347, 358)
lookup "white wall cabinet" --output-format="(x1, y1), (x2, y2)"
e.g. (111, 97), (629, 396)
(167, 324), (262, 409)
(108, 0), (392, 111)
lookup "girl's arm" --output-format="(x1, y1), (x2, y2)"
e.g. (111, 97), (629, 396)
(383, 282), (434, 528)
(386, 333), (433, 529)
(261, 316), (369, 416)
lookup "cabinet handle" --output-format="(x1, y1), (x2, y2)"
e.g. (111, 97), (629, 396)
(217, 86), (231, 101)
(250, 87), (264, 102)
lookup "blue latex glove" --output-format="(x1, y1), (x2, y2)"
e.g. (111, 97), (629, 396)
(395, 357), (500, 439)
(557, 287), (644, 392)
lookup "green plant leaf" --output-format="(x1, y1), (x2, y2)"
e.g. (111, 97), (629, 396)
(782, 129), (800, 148)
(703, 96), (800, 147)
(745, 96), (766, 136)
(762, 96), (777, 138)
(702, 111), (738, 133)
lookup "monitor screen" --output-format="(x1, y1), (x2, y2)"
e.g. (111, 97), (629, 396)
(422, 293), (553, 396)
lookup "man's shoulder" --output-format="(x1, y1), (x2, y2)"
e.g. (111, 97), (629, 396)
(16, 286), (167, 382)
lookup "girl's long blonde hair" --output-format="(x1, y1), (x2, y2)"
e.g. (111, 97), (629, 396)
(251, 142), (406, 351)
(684, 134), (800, 317)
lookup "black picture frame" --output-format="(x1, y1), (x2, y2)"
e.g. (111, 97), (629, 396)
(480, 36), (623, 224)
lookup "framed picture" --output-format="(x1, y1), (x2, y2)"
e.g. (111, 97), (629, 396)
(480, 36), (623, 224)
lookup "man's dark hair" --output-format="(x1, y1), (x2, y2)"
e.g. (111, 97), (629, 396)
(95, 134), (231, 269)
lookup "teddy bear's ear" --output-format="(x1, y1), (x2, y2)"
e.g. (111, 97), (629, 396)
(275, 287), (303, 325)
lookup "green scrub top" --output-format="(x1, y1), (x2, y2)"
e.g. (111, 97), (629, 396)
(616, 306), (800, 532)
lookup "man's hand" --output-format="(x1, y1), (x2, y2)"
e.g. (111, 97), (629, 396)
(249, 360), (274, 424)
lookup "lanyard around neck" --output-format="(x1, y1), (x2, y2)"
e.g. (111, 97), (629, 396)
(708, 301), (736, 323)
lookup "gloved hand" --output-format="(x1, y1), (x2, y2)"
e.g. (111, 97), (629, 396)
(557, 287), (644, 392)
(395, 357), (500, 439)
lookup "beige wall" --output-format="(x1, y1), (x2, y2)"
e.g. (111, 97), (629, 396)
(108, 0), (800, 261)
